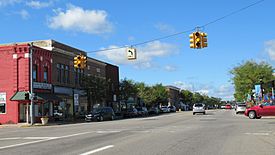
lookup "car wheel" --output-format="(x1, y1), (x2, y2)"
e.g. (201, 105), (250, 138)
(193, 112), (195, 115)
(98, 116), (104, 121)
(256, 116), (262, 119)
(248, 111), (256, 119)
(236, 112), (238, 114)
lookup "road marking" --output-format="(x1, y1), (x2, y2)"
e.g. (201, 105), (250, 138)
(96, 130), (121, 134)
(0, 137), (21, 141)
(0, 132), (91, 150)
(0, 137), (58, 141)
(245, 132), (269, 136)
(79, 145), (114, 155)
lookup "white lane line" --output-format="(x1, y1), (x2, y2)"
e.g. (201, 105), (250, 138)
(79, 145), (114, 155)
(245, 132), (269, 136)
(0, 137), (21, 141)
(0, 132), (91, 150)
(0, 139), (51, 150)
(96, 130), (121, 134)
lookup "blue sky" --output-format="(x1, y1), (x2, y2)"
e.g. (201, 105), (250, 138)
(0, 0), (274, 100)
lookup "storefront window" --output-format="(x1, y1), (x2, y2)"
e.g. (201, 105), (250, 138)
(0, 92), (6, 114)
(65, 65), (70, 84)
(43, 66), (48, 83)
(0, 103), (6, 113)
(33, 65), (38, 82)
(57, 64), (61, 82)
(61, 64), (65, 83)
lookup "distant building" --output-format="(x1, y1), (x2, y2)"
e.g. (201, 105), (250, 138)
(166, 85), (180, 106)
(0, 40), (119, 124)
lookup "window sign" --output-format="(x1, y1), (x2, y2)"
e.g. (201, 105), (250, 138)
(0, 92), (6, 114)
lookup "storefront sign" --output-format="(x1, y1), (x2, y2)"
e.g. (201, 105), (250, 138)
(33, 82), (52, 90)
(0, 92), (6, 103)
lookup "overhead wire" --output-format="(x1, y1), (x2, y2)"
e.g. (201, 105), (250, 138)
(87, 0), (265, 53)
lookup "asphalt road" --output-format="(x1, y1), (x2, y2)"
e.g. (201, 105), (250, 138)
(1, 110), (275, 155)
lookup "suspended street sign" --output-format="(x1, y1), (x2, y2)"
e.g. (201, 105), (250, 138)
(126, 47), (137, 60)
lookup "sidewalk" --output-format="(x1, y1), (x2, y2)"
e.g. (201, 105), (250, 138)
(0, 119), (86, 128)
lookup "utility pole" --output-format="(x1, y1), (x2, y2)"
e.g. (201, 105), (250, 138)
(30, 43), (34, 125)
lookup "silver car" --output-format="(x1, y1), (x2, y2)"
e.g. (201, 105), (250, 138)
(236, 104), (246, 114)
(193, 103), (206, 115)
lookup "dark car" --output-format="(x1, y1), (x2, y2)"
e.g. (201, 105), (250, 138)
(85, 107), (115, 122)
(123, 108), (138, 118)
(136, 107), (148, 117)
(168, 105), (176, 112)
(244, 102), (275, 119)
(148, 107), (160, 115)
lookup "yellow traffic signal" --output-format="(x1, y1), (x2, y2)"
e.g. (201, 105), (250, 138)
(74, 55), (82, 68)
(194, 32), (202, 49)
(201, 32), (208, 48)
(189, 33), (195, 48)
(81, 55), (87, 68)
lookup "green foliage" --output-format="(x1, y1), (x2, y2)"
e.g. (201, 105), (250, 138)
(119, 78), (138, 101)
(180, 90), (222, 106)
(230, 60), (274, 101)
(82, 75), (109, 110)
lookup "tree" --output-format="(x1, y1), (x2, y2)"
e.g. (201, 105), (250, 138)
(230, 60), (274, 101)
(119, 78), (138, 101)
(151, 84), (169, 105)
(180, 89), (193, 104)
(135, 82), (153, 106)
(82, 75), (108, 111)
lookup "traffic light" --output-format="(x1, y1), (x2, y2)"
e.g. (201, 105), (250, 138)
(200, 32), (208, 48)
(81, 55), (87, 68)
(25, 92), (30, 100)
(74, 55), (82, 68)
(194, 32), (202, 49)
(189, 33), (195, 48)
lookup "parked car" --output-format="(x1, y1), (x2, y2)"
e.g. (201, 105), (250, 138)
(85, 107), (115, 122)
(244, 103), (275, 119)
(193, 103), (206, 115)
(236, 103), (246, 114)
(225, 104), (232, 110)
(168, 105), (176, 112)
(136, 107), (148, 117)
(160, 106), (170, 113)
(148, 107), (160, 115)
(123, 108), (138, 118)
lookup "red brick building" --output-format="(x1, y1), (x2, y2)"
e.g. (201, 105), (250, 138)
(0, 40), (119, 124)
(0, 43), (53, 124)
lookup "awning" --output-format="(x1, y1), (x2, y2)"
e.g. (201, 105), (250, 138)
(35, 93), (62, 101)
(10, 91), (28, 101)
(10, 91), (61, 101)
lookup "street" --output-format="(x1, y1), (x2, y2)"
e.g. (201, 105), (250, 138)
(1, 110), (275, 155)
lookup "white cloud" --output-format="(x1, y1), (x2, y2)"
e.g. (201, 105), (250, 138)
(174, 81), (234, 100)
(265, 40), (275, 61)
(164, 65), (177, 72)
(48, 4), (113, 34)
(18, 10), (30, 20)
(155, 23), (175, 34)
(0, 0), (21, 7)
(97, 41), (178, 69)
(26, 0), (52, 9)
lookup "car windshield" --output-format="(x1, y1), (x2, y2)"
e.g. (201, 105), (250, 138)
(194, 104), (203, 107)
(238, 104), (246, 107)
(92, 108), (102, 113)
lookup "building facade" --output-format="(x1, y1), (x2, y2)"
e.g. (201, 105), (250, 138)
(0, 40), (119, 124)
